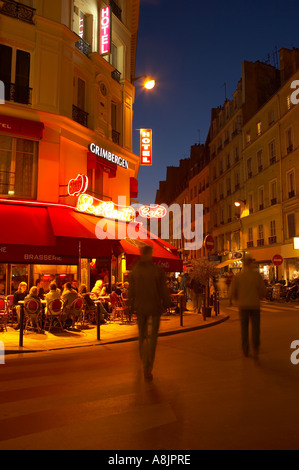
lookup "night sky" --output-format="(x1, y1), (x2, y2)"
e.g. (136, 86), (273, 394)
(132, 0), (299, 205)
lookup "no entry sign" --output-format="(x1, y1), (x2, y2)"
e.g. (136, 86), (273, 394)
(205, 235), (214, 251)
(272, 254), (283, 266)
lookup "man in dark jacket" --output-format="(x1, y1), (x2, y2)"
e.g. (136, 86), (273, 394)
(128, 245), (171, 381)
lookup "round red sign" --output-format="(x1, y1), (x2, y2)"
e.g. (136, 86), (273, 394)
(205, 235), (215, 251)
(272, 254), (283, 266)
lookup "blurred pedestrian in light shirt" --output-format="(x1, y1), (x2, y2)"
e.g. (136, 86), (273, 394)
(230, 255), (267, 361)
(128, 245), (171, 381)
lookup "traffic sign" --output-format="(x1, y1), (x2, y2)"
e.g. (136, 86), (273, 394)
(272, 254), (283, 266)
(205, 235), (215, 251)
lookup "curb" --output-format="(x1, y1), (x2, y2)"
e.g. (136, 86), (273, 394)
(3, 315), (230, 356)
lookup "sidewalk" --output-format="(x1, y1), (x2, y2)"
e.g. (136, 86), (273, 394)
(0, 307), (229, 355)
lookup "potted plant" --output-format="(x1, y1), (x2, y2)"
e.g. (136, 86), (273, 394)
(189, 259), (219, 318)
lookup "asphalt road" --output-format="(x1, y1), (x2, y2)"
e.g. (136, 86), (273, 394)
(0, 301), (299, 451)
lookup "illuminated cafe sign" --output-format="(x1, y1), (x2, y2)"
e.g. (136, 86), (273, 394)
(77, 194), (136, 223)
(68, 174), (89, 197)
(89, 143), (129, 170)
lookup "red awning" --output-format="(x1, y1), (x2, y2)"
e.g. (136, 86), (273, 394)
(0, 114), (44, 139)
(0, 202), (55, 246)
(47, 206), (119, 258)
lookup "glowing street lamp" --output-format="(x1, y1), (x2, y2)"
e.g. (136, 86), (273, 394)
(234, 199), (246, 207)
(132, 75), (156, 90)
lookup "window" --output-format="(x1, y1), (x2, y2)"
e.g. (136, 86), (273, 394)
(257, 121), (261, 136)
(235, 172), (240, 190)
(248, 227), (253, 241)
(286, 127), (293, 154)
(270, 220), (276, 237)
(0, 44), (31, 104)
(0, 135), (38, 199)
(258, 224), (264, 240)
(226, 176), (231, 195)
(235, 146), (239, 162)
(270, 180), (277, 204)
(227, 204), (232, 222)
(269, 140), (276, 164)
(287, 213), (296, 238)
(258, 187), (264, 210)
(219, 159), (223, 174)
(249, 193), (254, 214)
(287, 170), (295, 197)
(87, 168), (103, 198)
(257, 149), (263, 172)
(247, 157), (252, 178)
(77, 77), (86, 110)
(246, 130), (251, 145)
(268, 110), (275, 125)
(226, 153), (230, 169)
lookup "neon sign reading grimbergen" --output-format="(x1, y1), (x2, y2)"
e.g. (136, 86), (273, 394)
(89, 143), (129, 169)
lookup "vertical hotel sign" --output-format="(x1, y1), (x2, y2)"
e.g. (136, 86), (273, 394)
(100, 6), (111, 56)
(140, 129), (152, 166)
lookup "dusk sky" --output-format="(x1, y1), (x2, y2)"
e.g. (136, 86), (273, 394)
(132, 0), (299, 205)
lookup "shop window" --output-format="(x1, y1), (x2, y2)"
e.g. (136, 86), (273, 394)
(0, 135), (38, 199)
(33, 265), (78, 293)
(11, 265), (29, 294)
(0, 264), (7, 295)
(0, 44), (31, 105)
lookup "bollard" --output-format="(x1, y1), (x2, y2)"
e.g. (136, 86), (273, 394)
(96, 304), (101, 341)
(19, 304), (24, 347)
(180, 295), (183, 327)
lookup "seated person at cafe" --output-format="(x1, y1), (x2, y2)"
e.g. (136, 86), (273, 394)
(24, 286), (42, 330)
(71, 279), (79, 292)
(91, 280), (104, 298)
(45, 282), (61, 314)
(36, 279), (45, 299)
(79, 284), (108, 323)
(61, 282), (79, 325)
(13, 282), (29, 330)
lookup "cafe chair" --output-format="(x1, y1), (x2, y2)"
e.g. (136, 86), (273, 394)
(24, 298), (43, 334)
(0, 296), (8, 332)
(69, 297), (84, 329)
(6, 295), (15, 325)
(46, 298), (64, 333)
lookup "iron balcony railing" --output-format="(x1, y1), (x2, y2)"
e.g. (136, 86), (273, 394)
(110, 0), (122, 20)
(4, 82), (32, 105)
(72, 105), (89, 128)
(75, 37), (90, 57)
(0, 0), (35, 23)
(111, 69), (121, 83)
(112, 129), (120, 145)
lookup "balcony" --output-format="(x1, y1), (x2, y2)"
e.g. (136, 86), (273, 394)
(249, 208), (254, 214)
(0, 0), (35, 24)
(110, 0), (122, 20)
(227, 189), (231, 196)
(231, 129), (239, 139)
(4, 83), (32, 105)
(258, 165), (263, 173)
(269, 235), (277, 245)
(112, 129), (120, 145)
(75, 37), (90, 57)
(247, 241), (254, 248)
(72, 105), (89, 128)
(259, 204), (264, 211)
(235, 183), (240, 191)
(217, 145), (222, 152)
(271, 198), (277, 205)
(111, 69), (121, 83)
(287, 144), (293, 154)
(224, 138), (229, 146)
(247, 171), (252, 179)
(257, 238), (264, 246)
(270, 156), (276, 165)
(289, 190), (295, 198)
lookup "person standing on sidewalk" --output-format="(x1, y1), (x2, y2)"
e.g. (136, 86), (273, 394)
(230, 255), (267, 360)
(128, 245), (171, 381)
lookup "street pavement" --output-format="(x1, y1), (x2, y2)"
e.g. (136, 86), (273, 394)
(0, 299), (299, 450)
(0, 302), (228, 354)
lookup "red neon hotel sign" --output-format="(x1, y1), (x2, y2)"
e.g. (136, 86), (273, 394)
(100, 6), (111, 56)
(140, 129), (152, 166)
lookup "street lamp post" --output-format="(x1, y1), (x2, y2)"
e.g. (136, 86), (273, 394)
(132, 75), (156, 90)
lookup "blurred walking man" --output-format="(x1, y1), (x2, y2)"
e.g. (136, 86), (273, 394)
(128, 245), (171, 381)
(230, 255), (267, 360)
